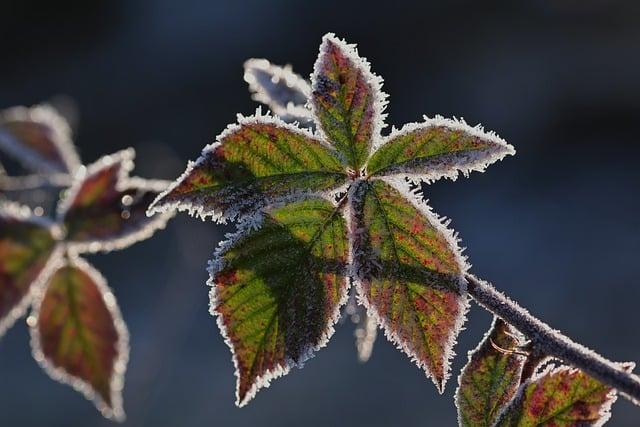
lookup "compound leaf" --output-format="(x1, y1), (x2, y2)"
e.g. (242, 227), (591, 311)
(209, 197), (349, 406)
(495, 364), (632, 427)
(311, 33), (386, 172)
(29, 256), (128, 421)
(0, 202), (59, 337)
(58, 148), (173, 253)
(244, 59), (313, 125)
(367, 116), (514, 183)
(351, 179), (467, 391)
(148, 113), (347, 222)
(456, 317), (526, 427)
(0, 104), (81, 174)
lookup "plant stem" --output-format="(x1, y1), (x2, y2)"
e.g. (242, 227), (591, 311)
(466, 273), (640, 405)
(0, 173), (72, 191)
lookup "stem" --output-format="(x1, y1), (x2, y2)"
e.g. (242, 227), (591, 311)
(466, 273), (640, 405)
(0, 173), (72, 191)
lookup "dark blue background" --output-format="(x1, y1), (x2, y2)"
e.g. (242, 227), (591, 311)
(1, 1), (639, 426)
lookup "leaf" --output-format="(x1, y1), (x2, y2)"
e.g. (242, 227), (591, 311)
(0, 202), (59, 337)
(244, 59), (314, 125)
(367, 116), (515, 183)
(148, 111), (347, 222)
(495, 364), (633, 427)
(311, 33), (387, 172)
(350, 178), (468, 390)
(58, 148), (173, 253)
(456, 317), (527, 427)
(29, 256), (128, 421)
(0, 104), (81, 174)
(208, 197), (349, 406)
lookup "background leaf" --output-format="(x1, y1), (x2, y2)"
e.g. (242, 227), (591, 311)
(148, 113), (347, 222)
(456, 317), (526, 427)
(29, 256), (128, 421)
(209, 197), (349, 406)
(0, 202), (59, 337)
(0, 104), (81, 174)
(58, 149), (173, 253)
(350, 179), (467, 390)
(311, 33), (386, 172)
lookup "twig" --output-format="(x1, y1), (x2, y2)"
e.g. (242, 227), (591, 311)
(0, 173), (72, 191)
(466, 273), (640, 405)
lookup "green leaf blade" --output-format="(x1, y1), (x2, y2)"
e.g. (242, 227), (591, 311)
(209, 198), (349, 406)
(456, 317), (526, 427)
(367, 117), (514, 182)
(311, 33), (386, 172)
(351, 179), (467, 390)
(148, 114), (348, 222)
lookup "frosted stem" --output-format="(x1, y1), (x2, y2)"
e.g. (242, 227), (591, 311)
(0, 173), (72, 191)
(466, 273), (640, 405)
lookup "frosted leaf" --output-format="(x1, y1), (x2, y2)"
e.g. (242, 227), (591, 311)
(0, 201), (61, 338)
(57, 149), (174, 254)
(243, 58), (314, 126)
(350, 179), (468, 391)
(148, 110), (347, 223)
(456, 317), (527, 427)
(29, 255), (129, 421)
(367, 116), (515, 184)
(208, 197), (349, 406)
(0, 104), (81, 174)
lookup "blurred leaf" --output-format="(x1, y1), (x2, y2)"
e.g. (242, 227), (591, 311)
(148, 115), (347, 222)
(0, 104), (81, 174)
(367, 117), (514, 183)
(209, 198), (348, 406)
(58, 148), (173, 253)
(30, 256), (128, 421)
(0, 202), (58, 337)
(456, 317), (526, 427)
(351, 179), (467, 390)
(311, 33), (385, 172)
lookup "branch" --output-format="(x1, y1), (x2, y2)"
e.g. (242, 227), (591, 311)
(0, 173), (72, 191)
(466, 273), (640, 405)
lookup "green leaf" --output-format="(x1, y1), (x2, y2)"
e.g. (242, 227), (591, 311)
(350, 179), (467, 390)
(209, 197), (349, 406)
(0, 202), (58, 337)
(456, 317), (527, 427)
(0, 104), (81, 174)
(495, 364), (632, 427)
(311, 33), (386, 172)
(148, 113), (347, 222)
(29, 256), (128, 421)
(367, 116), (514, 182)
(58, 149), (173, 253)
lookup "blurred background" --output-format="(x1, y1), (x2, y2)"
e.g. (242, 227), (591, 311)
(1, 0), (639, 425)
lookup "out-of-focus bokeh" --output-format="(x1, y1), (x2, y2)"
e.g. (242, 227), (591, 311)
(1, 1), (639, 426)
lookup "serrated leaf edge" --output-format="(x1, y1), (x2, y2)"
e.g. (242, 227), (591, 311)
(28, 254), (129, 422)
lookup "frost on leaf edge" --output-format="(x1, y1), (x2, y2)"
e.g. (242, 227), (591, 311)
(28, 255), (130, 422)
(368, 115), (515, 184)
(0, 104), (81, 174)
(348, 176), (470, 392)
(310, 33), (389, 167)
(57, 148), (174, 254)
(0, 201), (63, 338)
(206, 195), (351, 407)
(147, 107), (347, 224)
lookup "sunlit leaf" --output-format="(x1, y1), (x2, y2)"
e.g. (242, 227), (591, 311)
(350, 179), (468, 390)
(58, 148), (173, 253)
(311, 33), (386, 172)
(148, 112), (347, 222)
(495, 364), (633, 427)
(209, 198), (349, 406)
(456, 317), (526, 427)
(0, 202), (59, 337)
(29, 256), (128, 421)
(244, 59), (313, 125)
(367, 116), (514, 183)
(0, 104), (81, 174)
